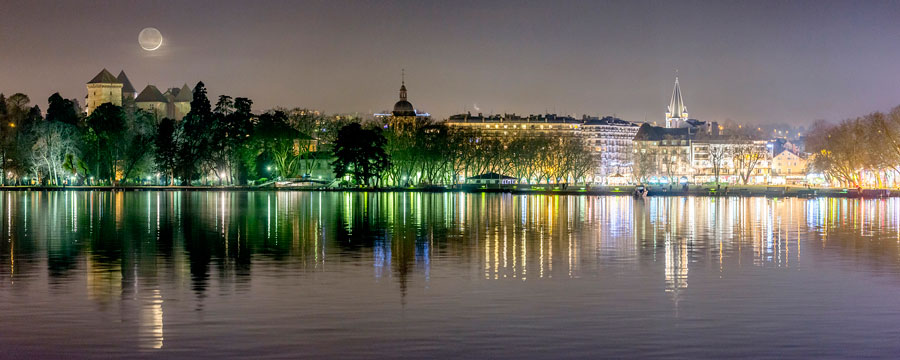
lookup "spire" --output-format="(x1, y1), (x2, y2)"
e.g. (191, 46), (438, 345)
(667, 76), (687, 119)
(399, 69), (407, 101)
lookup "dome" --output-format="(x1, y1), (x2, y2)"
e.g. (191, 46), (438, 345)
(392, 100), (416, 117)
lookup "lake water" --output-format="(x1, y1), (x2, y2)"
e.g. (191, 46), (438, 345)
(0, 191), (899, 358)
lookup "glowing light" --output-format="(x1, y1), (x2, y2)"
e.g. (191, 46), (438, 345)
(138, 27), (163, 51)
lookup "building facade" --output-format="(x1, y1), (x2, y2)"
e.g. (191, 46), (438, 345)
(633, 123), (773, 184)
(581, 117), (641, 181)
(86, 69), (192, 121)
(445, 113), (640, 183)
(134, 85), (169, 120)
(632, 125), (695, 184)
(161, 84), (193, 121)
(691, 137), (771, 184)
(771, 150), (808, 184)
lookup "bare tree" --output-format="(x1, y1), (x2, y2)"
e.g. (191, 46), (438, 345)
(632, 148), (658, 183)
(31, 121), (79, 185)
(708, 144), (730, 183)
(732, 142), (767, 184)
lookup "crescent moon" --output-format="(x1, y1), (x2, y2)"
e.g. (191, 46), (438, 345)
(139, 28), (163, 51)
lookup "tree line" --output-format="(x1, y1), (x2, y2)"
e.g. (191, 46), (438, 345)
(332, 117), (595, 187)
(0, 83), (346, 186)
(0, 85), (596, 188)
(807, 106), (900, 187)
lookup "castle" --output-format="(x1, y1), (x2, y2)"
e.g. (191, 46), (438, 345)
(85, 68), (192, 121)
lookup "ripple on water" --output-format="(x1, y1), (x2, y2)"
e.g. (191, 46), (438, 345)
(0, 192), (897, 358)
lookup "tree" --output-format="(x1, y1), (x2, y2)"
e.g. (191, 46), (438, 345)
(568, 137), (595, 184)
(154, 118), (178, 185)
(732, 142), (767, 184)
(174, 82), (213, 185)
(85, 103), (126, 184)
(214, 95), (234, 115)
(119, 108), (156, 184)
(807, 119), (868, 187)
(0, 94), (7, 119)
(331, 123), (390, 187)
(632, 148), (658, 183)
(284, 108), (328, 176)
(1, 93), (32, 184)
(254, 110), (307, 179)
(46, 93), (80, 125)
(226, 97), (255, 184)
(31, 121), (79, 185)
(708, 144), (730, 183)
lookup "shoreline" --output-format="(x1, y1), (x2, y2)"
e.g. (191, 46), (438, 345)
(0, 185), (891, 198)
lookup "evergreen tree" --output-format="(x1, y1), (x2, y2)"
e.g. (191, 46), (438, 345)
(174, 81), (213, 185)
(46, 93), (80, 125)
(214, 95), (234, 115)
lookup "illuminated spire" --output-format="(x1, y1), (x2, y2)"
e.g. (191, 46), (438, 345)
(665, 76), (688, 128)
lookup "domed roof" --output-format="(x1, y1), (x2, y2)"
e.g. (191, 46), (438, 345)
(391, 83), (416, 116)
(393, 100), (415, 116)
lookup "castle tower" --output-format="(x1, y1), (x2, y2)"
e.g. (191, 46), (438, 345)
(86, 69), (123, 115)
(116, 71), (136, 100)
(665, 77), (688, 128)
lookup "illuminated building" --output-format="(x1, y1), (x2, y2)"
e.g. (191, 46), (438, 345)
(161, 84), (193, 121)
(445, 112), (583, 137)
(86, 69), (192, 120)
(445, 113), (640, 183)
(581, 117), (641, 183)
(85, 69), (123, 115)
(134, 85), (168, 120)
(632, 124), (695, 183)
(771, 150), (808, 185)
(691, 137), (771, 183)
(375, 74), (431, 123)
(634, 123), (773, 184)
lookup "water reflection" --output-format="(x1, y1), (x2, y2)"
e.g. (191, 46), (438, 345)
(1, 192), (900, 356)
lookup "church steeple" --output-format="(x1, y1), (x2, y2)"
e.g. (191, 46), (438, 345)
(665, 76), (688, 128)
(399, 69), (407, 101)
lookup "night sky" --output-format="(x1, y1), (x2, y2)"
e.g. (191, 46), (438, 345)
(2, 0), (899, 125)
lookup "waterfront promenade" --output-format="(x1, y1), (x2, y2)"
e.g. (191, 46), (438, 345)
(0, 185), (890, 198)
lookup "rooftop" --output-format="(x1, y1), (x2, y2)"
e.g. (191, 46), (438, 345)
(135, 85), (168, 103)
(88, 69), (120, 84)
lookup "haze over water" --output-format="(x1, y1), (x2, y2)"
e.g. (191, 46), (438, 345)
(0, 191), (899, 358)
